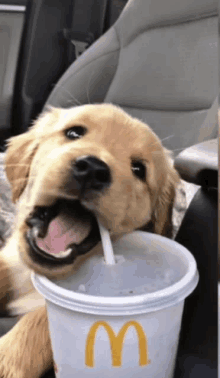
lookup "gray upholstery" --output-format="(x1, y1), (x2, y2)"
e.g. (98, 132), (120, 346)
(0, 10), (25, 133)
(174, 138), (218, 185)
(45, 0), (218, 156)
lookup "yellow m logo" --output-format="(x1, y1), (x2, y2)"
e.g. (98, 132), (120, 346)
(85, 320), (150, 368)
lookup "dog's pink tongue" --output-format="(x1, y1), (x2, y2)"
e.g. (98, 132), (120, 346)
(35, 211), (91, 255)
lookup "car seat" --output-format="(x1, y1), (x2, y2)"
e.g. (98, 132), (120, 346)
(40, 1), (218, 377)
(45, 0), (218, 156)
(10, 0), (128, 137)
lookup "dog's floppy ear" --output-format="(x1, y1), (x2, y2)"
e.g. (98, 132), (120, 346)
(140, 158), (180, 238)
(5, 130), (39, 203)
(5, 107), (59, 203)
(152, 166), (180, 237)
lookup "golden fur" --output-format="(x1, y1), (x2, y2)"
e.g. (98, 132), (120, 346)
(0, 104), (179, 377)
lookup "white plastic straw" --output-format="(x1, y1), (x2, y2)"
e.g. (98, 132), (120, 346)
(97, 219), (116, 265)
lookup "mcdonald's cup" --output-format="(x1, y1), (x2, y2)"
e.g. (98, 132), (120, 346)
(32, 231), (199, 378)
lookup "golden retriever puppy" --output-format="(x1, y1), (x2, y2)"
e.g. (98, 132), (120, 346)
(0, 104), (179, 378)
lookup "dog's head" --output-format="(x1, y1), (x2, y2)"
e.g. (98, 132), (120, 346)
(5, 104), (179, 278)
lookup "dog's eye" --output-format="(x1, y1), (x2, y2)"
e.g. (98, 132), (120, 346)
(131, 160), (146, 181)
(65, 126), (87, 140)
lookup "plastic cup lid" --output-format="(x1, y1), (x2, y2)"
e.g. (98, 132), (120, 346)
(32, 232), (199, 315)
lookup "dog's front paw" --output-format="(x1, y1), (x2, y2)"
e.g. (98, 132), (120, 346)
(0, 308), (53, 378)
(0, 332), (24, 378)
(0, 258), (12, 314)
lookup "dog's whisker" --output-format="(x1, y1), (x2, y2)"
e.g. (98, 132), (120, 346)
(86, 84), (91, 104)
(151, 134), (175, 147)
(4, 164), (32, 167)
(86, 70), (95, 104)
(170, 147), (188, 153)
(53, 83), (82, 106)
(8, 177), (36, 184)
(160, 134), (175, 142)
(0, 209), (14, 216)
(33, 188), (76, 201)
(148, 139), (161, 148)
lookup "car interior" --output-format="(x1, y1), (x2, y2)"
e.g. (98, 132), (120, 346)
(0, 0), (218, 377)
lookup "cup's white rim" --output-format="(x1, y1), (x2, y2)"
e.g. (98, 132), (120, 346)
(32, 250), (196, 305)
(31, 232), (199, 315)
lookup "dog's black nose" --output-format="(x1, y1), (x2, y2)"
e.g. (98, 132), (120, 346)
(73, 156), (111, 193)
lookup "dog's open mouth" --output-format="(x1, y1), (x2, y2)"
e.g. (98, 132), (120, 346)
(26, 199), (100, 265)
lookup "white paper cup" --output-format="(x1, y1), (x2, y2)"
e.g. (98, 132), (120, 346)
(32, 231), (199, 378)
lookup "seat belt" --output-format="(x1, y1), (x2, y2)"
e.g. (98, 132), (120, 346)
(64, 0), (109, 63)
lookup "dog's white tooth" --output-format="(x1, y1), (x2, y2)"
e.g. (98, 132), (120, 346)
(53, 248), (72, 259)
(33, 227), (39, 238)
